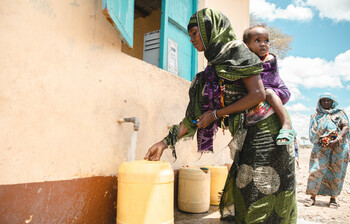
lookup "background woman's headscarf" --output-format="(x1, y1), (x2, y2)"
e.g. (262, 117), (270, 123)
(317, 92), (339, 113)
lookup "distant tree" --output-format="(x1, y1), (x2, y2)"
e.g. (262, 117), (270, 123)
(249, 14), (293, 59)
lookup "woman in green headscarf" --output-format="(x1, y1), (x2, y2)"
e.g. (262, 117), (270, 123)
(145, 8), (297, 223)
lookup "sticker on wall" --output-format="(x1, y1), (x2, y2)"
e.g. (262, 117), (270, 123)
(167, 38), (178, 75)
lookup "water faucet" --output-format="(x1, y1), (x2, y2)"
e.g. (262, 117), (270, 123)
(118, 117), (140, 131)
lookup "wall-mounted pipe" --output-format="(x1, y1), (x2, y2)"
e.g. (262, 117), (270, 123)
(118, 117), (140, 131)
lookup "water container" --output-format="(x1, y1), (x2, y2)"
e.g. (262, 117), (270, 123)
(117, 160), (174, 224)
(178, 166), (210, 213)
(204, 165), (228, 205)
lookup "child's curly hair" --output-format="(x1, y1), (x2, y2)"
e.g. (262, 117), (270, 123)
(242, 24), (267, 44)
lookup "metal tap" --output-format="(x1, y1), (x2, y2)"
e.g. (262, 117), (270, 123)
(118, 117), (140, 131)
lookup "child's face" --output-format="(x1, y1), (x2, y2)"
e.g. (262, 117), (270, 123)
(246, 27), (270, 58)
(188, 26), (205, 52)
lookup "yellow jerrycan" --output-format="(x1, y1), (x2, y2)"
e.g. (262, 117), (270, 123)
(178, 166), (210, 213)
(117, 160), (174, 224)
(204, 165), (228, 205)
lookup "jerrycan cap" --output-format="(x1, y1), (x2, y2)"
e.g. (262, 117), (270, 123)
(200, 167), (209, 173)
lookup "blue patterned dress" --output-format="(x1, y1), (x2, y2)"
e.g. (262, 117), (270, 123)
(306, 93), (349, 197)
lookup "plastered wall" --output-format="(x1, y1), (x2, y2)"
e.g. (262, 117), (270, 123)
(0, 0), (240, 185)
(197, 0), (250, 72)
(203, 0), (250, 41)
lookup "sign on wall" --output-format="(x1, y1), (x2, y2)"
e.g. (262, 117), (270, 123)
(167, 38), (178, 75)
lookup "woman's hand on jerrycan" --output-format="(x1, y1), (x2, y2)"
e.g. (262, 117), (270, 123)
(144, 140), (167, 161)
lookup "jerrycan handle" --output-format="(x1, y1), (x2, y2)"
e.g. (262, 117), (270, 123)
(200, 167), (209, 174)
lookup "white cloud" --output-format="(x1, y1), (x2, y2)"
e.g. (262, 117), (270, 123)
(250, 0), (313, 21)
(345, 105), (350, 117)
(289, 112), (311, 141)
(333, 50), (350, 81)
(285, 103), (310, 112)
(287, 86), (301, 102)
(279, 50), (350, 92)
(250, 0), (350, 22)
(305, 0), (350, 22)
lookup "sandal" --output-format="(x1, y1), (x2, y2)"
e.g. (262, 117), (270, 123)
(304, 198), (315, 207)
(329, 198), (339, 208)
(276, 129), (295, 145)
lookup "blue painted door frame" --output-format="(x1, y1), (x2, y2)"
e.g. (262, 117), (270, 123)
(159, 0), (198, 81)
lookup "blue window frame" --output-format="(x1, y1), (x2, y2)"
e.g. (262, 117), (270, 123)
(102, 0), (197, 81)
(102, 0), (134, 48)
(160, 0), (198, 80)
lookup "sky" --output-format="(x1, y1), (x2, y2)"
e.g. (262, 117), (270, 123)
(249, 0), (350, 144)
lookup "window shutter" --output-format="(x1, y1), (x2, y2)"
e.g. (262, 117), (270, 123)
(102, 0), (135, 48)
(160, 0), (197, 81)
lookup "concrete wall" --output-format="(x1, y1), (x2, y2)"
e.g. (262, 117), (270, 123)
(0, 0), (248, 223)
(203, 0), (250, 41)
(197, 0), (250, 71)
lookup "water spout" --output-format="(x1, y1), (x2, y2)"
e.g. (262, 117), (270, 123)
(118, 117), (140, 131)
(127, 131), (138, 162)
(118, 117), (140, 161)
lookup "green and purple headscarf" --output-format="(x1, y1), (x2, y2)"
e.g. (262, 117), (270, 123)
(187, 8), (262, 80)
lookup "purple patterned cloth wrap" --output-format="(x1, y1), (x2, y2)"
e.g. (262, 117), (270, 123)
(260, 55), (290, 104)
(197, 66), (222, 153)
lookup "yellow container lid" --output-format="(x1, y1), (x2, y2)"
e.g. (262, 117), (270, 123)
(118, 160), (174, 184)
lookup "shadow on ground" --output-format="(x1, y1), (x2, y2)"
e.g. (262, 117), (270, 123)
(174, 206), (232, 224)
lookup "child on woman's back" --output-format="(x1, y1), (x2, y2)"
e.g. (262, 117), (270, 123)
(243, 25), (294, 145)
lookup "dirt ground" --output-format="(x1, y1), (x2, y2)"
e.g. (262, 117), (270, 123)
(296, 145), (350, 224)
